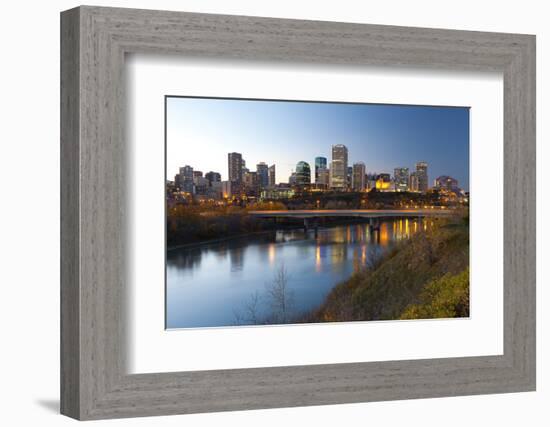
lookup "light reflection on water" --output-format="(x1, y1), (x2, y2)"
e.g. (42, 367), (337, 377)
(166, 218), (430, 329)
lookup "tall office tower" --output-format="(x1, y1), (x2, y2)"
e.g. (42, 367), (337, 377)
(314, 156), (327, 183)
(268, 164), (276, 187)
(179, 165), (194, 193)
(352, 162), (366, 191)
(409, 171), (419, 192)
(228, 152), (243, 183)
(256, 162), (269, 188)
(347, 166), (353, 189)
(205, 171), (221, 186)
(330, 144), (348, 189)
(317, 167), (330, 188)
(295, 161), (311, 185)
(415, 161), (429, 193)
(394, 167), (410, 192)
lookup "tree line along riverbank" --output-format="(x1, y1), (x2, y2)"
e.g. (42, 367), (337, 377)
(304, 215), (470, 322)
(167, 202), (396, 248)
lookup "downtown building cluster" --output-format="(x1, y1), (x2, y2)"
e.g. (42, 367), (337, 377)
(170, 144), (462, 202)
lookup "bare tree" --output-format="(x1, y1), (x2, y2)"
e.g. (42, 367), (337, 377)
(233, 290), (261, 325)
(265, 264), (294, 323)
(233, 264), (295, 326)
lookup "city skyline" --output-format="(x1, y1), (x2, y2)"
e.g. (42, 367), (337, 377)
(167, 96), (470, 190)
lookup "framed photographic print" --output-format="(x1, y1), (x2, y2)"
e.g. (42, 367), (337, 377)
(164, 96), (470, 330)
(61, 6), (536, 420)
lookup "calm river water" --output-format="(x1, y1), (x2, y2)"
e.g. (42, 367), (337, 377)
(166, 218), (431, 328)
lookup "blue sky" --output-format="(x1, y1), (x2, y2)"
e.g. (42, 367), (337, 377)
(166, 97), (470, 190)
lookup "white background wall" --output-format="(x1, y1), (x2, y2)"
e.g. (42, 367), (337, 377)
(0, 0), (547, 425)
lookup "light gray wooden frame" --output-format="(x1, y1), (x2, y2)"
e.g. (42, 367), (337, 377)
(60, 5), (536, 420)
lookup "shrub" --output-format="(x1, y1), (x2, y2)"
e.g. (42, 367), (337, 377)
(400, 268), (469, 319)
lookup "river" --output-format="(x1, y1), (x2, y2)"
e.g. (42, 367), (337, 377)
(166, 217), (431, 329)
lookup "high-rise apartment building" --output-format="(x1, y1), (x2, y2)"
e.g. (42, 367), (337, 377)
(243, 170), (259, 196)
(228, 152), (243, 183)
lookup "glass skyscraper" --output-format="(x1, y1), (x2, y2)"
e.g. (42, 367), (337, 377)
(330, 144), (348, 190)
(295, 161), (311, 185)
(256, 162), (269, 188)
(415, 161), (428, 193)
(314, 156), (327, 183)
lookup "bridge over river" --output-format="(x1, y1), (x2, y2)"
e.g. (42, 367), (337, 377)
(248, 209), (457, 235)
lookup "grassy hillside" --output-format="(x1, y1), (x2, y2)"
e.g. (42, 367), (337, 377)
(306, 217), (469, 322)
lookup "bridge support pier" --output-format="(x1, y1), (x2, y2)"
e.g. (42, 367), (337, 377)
(313, 218), (319, 238)
(304, 218), (319, 238)
(368, 218), (381, 243)
(368, 218), (380, 233)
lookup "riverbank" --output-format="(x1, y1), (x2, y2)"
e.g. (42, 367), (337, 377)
(166, 216), (390, 250)
(304, 216), (469, 322)
(167, 229), (277, 251)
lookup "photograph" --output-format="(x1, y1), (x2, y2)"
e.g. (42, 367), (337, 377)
(165, 96), (470, 329)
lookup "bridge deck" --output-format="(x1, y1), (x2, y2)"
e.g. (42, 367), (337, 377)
(248, 209), (456, 219)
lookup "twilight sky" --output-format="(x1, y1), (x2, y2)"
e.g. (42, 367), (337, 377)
(166, 96), (470, 190)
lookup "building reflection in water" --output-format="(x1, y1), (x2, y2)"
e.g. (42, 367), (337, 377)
(169, 217), (433, 280)
(268, 243), (276, 266)
(298, 240), (311, 258)
(167, 217), (440, 328)
(379, 222), (390, 246)
(229, 246), (245, 272)
(170, 246), (203, 271)
(314, 243), (329, 273)
(316, 218), (431, 273)
(315, 245), (321, 272)
(330, 244), (347, 274)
